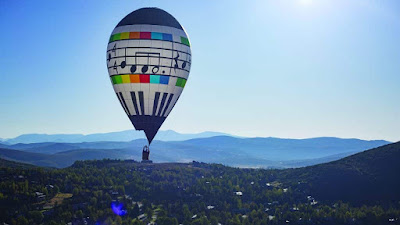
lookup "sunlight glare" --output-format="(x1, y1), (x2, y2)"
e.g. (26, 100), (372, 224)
(299, 0), (313, 5)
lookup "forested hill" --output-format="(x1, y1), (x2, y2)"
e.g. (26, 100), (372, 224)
(0, 158), (36, 169)
(0, 142), (399, 224)
(279, 141), (400, 203)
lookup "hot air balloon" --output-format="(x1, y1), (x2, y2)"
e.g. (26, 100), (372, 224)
(106, 8), (191, 160)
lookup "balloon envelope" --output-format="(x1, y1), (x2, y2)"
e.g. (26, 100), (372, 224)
(106, 8), (191, 144)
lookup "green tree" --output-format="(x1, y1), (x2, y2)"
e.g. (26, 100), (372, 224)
(73, 187), (79, 196)
(17, 216), (28, 225)
(76, 210), (83, 218)
(54, 185), (60, 193)
(29, 211), (44, 224)
(210, 215), (219, 225)
(24, 180), (29, 192)
(145, 207), (153, 219)
(115, 216), (123, 225)
(182, 204), (191, 223)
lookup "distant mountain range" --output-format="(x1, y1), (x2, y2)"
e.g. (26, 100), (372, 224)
(0, 130), (230, 144)
(0, 135), (390, 168)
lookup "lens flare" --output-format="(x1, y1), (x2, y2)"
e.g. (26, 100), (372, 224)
(111, 202), (127, 216)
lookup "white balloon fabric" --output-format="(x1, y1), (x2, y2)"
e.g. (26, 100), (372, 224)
(106, 8), (191, 144)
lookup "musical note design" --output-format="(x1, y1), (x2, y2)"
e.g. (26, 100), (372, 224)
(108, 44), (117, 62)
(130, 64), (137, 73)
(172, 51), (190, 71)
(112, 44), (117, 54)
(173, 52), (179, 72)
(113, 61), (118, 73)
(182, 52), (190, 69)
(187, 55), (191, 70)
(112, 44), (117, 60)
(108, 45), (191, 75)
(108, 43), (117, 71)
(188, 54), (191, 70)
(120, 48), (127, 69)
(110, 48), (162, 74)
(134, 52), (161, 74)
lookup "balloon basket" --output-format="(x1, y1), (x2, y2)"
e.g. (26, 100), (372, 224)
(141, 145), (151, 163)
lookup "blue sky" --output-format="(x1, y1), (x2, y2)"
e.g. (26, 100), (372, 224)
(0, 0), (399, 141)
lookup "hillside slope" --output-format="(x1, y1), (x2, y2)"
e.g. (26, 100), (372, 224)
(281, 141), (400, 203)
(0, 148), (130, 168)
(1, 142), (399, 224)
(0, 158), (36, 169)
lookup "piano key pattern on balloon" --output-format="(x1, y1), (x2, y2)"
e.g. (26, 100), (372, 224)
(117, 91), (176, 117)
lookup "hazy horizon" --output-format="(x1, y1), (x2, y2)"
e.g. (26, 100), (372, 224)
(0, 129), (394, 142)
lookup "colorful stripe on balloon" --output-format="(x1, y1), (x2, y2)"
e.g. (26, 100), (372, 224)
(111, 75), (186, 87)
(109, 32), (190, 46)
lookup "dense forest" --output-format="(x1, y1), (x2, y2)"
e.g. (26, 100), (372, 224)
(0, 142), (399, 225)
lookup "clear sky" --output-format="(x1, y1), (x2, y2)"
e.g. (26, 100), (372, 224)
(0, 0), (399, 141)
